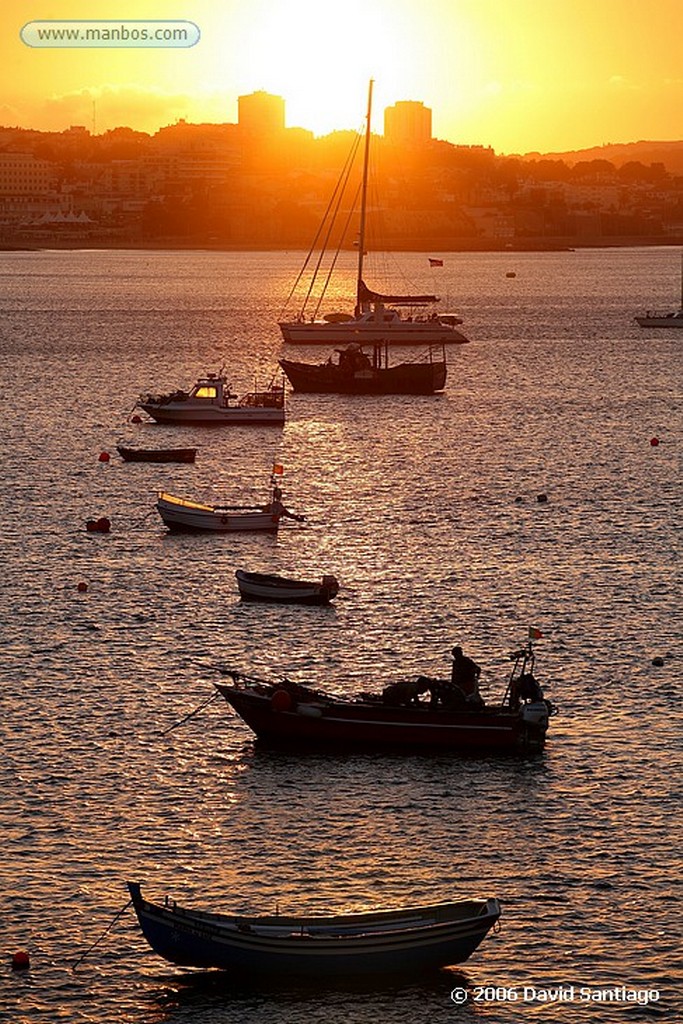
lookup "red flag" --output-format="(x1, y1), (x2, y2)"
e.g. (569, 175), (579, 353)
(528, 627), (543, 640)
(272, 463), (284, 476)
(428, 258), (443, 267)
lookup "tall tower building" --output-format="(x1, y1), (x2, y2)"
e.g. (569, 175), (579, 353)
(238, 91), (285, 135)
(384, 101), (432, 145)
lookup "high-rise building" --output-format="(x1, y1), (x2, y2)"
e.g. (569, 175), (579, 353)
(238, 91), (285, 135)
(384, 101), (432, 145)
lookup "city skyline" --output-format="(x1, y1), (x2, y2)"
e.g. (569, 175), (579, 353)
(3, 0), (683, 154)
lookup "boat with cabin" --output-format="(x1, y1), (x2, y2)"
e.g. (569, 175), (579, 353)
(280, 341), (447, 395)
(127, 882), (501, 977)
(278, 81), (469, 346)
(137, 372), (285, 425)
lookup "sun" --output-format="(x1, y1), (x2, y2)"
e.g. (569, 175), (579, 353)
(223, 0), (425, 135)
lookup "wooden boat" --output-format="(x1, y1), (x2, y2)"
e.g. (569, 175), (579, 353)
(278, 82), (468, 347)
(280, 341), (447, 395)
(156, 470), (303, 533)
(635, 250), (683, 328)
(137, 372), (285, 424)
(215, 642), (556, 755)
(116, 445), (197, 463)
(235, 570), (339, 604)
(127, 882), (501, 977)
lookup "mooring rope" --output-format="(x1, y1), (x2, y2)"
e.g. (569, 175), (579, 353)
(159, 690), (221, 736)
(72, 898), (132, 971)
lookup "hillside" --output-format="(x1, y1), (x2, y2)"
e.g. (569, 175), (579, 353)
(517, 140), (683, 173)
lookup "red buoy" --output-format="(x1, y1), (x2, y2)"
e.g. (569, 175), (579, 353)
(131, 414), (142, 424)
(86, 517), (111, 533)
(77, 581), (88, 593)
(271, 689), (292, 713)
(650, 437), (659, 447)
(98, 451), (110, 462)
(12, 951), (30, 970)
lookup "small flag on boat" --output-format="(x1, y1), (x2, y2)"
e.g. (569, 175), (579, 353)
(272, 463), (284, 476)
(528, 627), (543, 640)
(428, 258), (444, 267)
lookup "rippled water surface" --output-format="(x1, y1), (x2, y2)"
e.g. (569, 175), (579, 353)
(1, 247), (681, 1023)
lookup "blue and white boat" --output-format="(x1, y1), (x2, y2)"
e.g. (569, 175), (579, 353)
(127, 882), (500, 977)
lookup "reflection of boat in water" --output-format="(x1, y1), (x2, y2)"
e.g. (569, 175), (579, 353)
(635, 250), (683, 328)
(127, 881), (501, 977)
(280, 341), (447, 395)
(235, 570), (339, 604)
(116, 445), (197, 463)
(137, 372), (285, 424)
(216, 641), (556, 755)
(278, 81), (469, 347)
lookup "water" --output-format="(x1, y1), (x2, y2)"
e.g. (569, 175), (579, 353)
(1, 247), (681, 1023)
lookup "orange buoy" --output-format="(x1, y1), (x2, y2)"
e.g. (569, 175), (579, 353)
(98, 451), (110, 462)
(12, 951), (30, 970)
(650, 437), (659, 447)
(271, 689), (292, 713)
(77, 581), (88, 593)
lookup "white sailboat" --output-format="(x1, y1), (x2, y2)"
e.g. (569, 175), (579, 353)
(635, 250), (683, 328)
(278, 81), (469, 346)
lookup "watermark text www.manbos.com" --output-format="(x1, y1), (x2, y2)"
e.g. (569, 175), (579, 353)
(20, 20), (200, 48)
(450, 984), (661, 1006)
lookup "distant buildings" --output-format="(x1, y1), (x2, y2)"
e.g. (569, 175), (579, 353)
(384, 101), (432, 145)
(237, 91), (285, 135)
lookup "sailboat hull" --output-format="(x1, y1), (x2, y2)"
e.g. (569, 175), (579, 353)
(279, 319), (468, 345)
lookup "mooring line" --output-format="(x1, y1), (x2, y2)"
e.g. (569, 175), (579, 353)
(159, 690), (221, 736)
(72, 898), (132, 971)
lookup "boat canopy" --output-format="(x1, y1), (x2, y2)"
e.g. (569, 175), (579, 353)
(359, 280), (438, 307)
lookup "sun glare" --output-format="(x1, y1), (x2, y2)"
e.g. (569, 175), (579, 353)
(225, 0), (424, 134)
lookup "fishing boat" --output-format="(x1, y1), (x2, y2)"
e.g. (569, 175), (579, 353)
(137, 372), (285, 424)
(280, 341), (447, 395)
(156, 468), (303, 533)
(635, 250), (683, 327)
(127, 882), (501, 977)
(215, 642), (555, 755)
(116, 445), (197, 463)
(235, 570), (339, 604)
(278, 81), (469, 347)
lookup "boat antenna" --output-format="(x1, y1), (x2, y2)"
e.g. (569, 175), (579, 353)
(355, 78), (373, 318)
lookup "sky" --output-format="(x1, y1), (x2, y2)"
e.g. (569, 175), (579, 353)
(3, 0), (683, 153)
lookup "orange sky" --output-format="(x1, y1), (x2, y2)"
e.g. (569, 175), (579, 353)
(4, 0), (683, 152)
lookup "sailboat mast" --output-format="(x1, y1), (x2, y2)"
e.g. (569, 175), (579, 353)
(355, 79), (373, 317)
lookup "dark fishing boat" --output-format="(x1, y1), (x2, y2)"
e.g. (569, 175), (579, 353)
(280, 341), (447, 395)
(116, 445), (197, 463)
(127, 882), (501, 977)
(215, 641), (556, 756)
(235, 570), (339, 604)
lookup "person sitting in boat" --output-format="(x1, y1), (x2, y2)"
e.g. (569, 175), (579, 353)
(448, 646), (484, 706)
(382, 679), (430, 707)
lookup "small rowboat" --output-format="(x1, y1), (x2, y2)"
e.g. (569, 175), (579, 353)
(127, 882), (501, 977)
(235, 570), (339, 604)
(156, 471), (303, 534)
(116, 446), (197, 463)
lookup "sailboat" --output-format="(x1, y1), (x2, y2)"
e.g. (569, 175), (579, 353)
(278, 81), (469, 346)
(635, 250), (683, 328)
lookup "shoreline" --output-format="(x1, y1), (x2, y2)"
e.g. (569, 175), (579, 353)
(1, 236), (682, 254)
